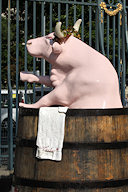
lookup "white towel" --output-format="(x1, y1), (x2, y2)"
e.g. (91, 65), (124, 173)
(36, 107), (68, 161)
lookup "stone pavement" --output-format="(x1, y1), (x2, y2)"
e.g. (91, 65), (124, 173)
(0, 166), (14, 177)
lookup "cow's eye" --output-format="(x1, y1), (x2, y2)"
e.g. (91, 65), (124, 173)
(50, 39), (53, 45)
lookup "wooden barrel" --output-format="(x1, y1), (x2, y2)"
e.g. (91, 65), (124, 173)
(14, 108), (128, 192)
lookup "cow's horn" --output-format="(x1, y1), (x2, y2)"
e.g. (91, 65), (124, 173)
(73, 19), (82, 32)
(55, 22), (64, 39)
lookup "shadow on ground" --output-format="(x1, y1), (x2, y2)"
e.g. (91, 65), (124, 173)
(0, 176), (12, 192)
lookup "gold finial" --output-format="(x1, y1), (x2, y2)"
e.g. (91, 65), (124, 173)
(100, 2), (123, 17)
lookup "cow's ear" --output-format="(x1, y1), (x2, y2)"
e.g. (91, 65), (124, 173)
(52, 42), (62, 54)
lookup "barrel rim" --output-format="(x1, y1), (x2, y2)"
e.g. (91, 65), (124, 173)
(13, 176), (128, 189)
(19, 107), (128, 116)
(16, 138), (128, 150)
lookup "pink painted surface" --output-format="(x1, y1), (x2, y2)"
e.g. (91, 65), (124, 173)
(20, 24), (122, 109)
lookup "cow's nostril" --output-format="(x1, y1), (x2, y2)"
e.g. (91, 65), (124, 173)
(27, 42), (32, 45)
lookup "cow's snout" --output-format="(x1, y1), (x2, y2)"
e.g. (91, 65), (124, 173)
(27, 40), (32, 46)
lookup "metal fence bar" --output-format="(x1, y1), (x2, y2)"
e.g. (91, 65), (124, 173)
(121, 0), (126, 106)
(0, 0), (2, 166)
(81, 0), (84, 41)
(49, 2), (52, 33)
(41, 2), (45, 96)
(101, 11), (104, 47)
(1, 144), (15, 148)
(89, 0), (92, 46)
(95, 6), (99, 51)
(58, 2), (61, 21)
(73, 0), (76, 23)
(7, 0), (13, 170)
(16, 0), (19, 135)
(106, 15), (109, 59)
(118, 12), (121, 86)
(33, 1), (36, 103)
(112, 16), (116, 68)
(49, 2), (53, 74)
(24, 0), (28, 103)
(97, 0), (105, 55)
(66, 1), (68, 28)
(125, 7), (128, 58)
(29, 0), (97, 6)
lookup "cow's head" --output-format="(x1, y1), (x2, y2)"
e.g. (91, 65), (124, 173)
(26, 19), (82, 60)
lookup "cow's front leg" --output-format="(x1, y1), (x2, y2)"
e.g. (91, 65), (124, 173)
(19, 82), (71, 108)
(20, 71), (53, 87)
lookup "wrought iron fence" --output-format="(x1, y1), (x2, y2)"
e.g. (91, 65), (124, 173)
(0, 0), (127, 170)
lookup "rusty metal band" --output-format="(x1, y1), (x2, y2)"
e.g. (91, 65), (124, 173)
(16, 138), (128, 150)
(19, 107), (128, 117)
(14, 176), (128, 189)
(66, 108), (128, 116)
(19, 107), (39, 116)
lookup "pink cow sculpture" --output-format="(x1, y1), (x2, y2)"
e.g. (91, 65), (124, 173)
(20, 19), (122, 109)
